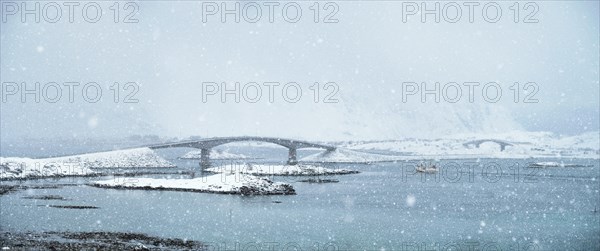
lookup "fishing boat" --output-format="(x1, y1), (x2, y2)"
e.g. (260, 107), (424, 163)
(416, 162), (438, 173)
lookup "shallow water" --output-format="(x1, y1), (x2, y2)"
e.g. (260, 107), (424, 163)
(1, 149), (599, 250)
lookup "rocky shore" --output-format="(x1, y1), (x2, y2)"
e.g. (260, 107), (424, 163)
(0, 231), (206, 250)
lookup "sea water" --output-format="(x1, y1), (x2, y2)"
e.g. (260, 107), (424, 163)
(1, 148), (598, 250)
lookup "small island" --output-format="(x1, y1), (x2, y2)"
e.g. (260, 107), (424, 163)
(90, 173), (296, 195)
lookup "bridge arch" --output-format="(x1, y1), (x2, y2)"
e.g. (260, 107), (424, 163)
(463, 139), (513, 151)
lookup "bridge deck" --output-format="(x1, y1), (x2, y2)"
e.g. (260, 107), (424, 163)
(148, 136), (336, 151)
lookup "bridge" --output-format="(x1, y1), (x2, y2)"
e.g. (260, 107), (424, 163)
(463, 139), (513, 151)
(148, 136), (336, 169)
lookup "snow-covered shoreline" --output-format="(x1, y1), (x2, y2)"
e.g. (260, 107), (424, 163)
(320, 131), (600, 161)
(180, 149), (249, 160)
(528, 161), (592, 168)
(1, 148), (175, 180)
(302, 149), (600, 164)
(0, 158), (96, 180)
(301, 149), (400, 163)
(206, 163), (359, 176)
(90, 173), (296, 195)
(54, 148), (176, 168)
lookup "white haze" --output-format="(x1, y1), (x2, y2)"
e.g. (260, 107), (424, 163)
(0, 1), (598, 142)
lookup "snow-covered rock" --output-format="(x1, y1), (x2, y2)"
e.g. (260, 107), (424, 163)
(528, 162), (589, 168)
(206, 163), (359, 176)
(1, 148), (175, 179)
(180, 149), (248, 160)
(0, 157), (95, 179)
(90, 173), (295, 195)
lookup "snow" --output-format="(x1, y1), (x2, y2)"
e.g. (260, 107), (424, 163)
(529, 162), (563, 167)
(0, 157), (94, 179)
(0, 148), (174, 179)
(301, 149), (399, 163)
(406, 195), (416, 207)
(91, 173), (295, 195)
(335, 131), (599, 159)
(55, 148), (175, 168)
(206, 163), (359, 176)
(180, 149), (248, 159)
(528, 162), (589, 168)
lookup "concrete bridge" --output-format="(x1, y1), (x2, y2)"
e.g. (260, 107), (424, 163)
(148, 136), (336, 169)
(463, 139), (513, 151)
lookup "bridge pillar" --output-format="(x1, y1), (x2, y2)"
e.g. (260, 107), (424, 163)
(287, 148), (298, 165)
(500, 144), (506, 151)
(200, 148), (211, 169)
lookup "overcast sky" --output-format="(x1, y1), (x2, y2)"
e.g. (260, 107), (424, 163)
(1, 1), (598, 141)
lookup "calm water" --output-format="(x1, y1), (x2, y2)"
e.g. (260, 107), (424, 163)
(1, 148), (599, 250)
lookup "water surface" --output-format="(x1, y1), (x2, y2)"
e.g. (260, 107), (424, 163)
(1, 148), (598, 250)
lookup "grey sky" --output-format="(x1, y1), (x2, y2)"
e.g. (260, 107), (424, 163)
(1, 1), (598, 141)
